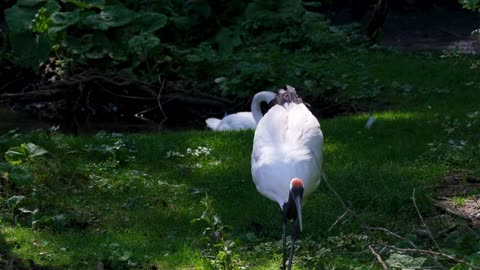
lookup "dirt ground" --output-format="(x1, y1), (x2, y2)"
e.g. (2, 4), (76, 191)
(327, 5), (480, 53)
(383, 7), (480, 53)
(434, 173), (480, 228)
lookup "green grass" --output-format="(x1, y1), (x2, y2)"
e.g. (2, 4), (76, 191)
(1, 49), (480, 269)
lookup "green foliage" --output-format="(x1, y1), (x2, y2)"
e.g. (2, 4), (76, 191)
(84, 132), (136, 164)
(459, 0), (480, 10)
(386, 253), (427, 269)
(5, 142), (49, 165)
(0, 163), (33, 187)
(4, 0), (169, 77)
(5, 195), (25, 207)
(3, 0), (362, 90)
(425, 111), (480, 169)
(192, 194), (243, 270)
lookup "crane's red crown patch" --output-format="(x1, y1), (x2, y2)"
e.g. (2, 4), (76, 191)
(290, 178), (304, 189)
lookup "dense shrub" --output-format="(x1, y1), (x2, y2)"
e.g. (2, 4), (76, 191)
(1, 0), (366, 129)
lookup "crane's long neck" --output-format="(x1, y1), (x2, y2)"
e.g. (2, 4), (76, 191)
(251, 91), (276, 123)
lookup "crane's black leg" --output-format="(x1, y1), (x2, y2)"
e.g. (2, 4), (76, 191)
(281, 213), (287, 270)
(287, 219), (299, 270)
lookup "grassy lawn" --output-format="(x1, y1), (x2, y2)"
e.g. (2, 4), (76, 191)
(1, 50), (480, 269)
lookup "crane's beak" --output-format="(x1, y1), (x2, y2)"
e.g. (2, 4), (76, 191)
(294, 192), (303, 232)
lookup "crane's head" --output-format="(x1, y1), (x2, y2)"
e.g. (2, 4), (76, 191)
(289, 178), (304, 232)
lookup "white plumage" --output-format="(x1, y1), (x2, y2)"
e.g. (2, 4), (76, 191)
(205, 91), (276, 131)
(251, 102), (323, 206)
(251, 86), (323, 270)
(205, 112), (256, 131)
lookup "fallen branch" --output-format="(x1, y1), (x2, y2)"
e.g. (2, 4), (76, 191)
(368, 245), (387, 270)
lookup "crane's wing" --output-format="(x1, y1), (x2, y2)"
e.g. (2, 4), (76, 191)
(251, 103), (323, 205)
(284, 103), (324, 174)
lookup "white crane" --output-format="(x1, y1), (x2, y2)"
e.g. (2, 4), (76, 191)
(205, 91), (276, 131)
(251, 85), (323, 270)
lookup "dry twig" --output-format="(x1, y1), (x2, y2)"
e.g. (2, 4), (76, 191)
(368, 245), (388, 270)
(157, 76), (168, 122)
(328, 210), (349, 232)
(364, 225), (418, 249)
(322, 173), (357, 218)
(412, 188), (441, 250)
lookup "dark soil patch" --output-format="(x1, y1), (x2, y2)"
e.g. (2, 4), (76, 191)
(383, 8), (480, 53)
(326, 5), (480, 53)
(434, 173), (480, 229)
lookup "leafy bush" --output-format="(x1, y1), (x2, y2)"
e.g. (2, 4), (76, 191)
(4, 0), (168, 79)
(459, 0), (480, 10)
(4, 0), (361, 80)
(2, 0), (366, 126)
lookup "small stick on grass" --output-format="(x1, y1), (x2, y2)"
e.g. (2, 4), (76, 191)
(364, 225), (418, 249)
(412, 188), (441, 250)
(322, 173), (357, 217)
(368, 245), (388, 270)
(328, 210), (349, 232)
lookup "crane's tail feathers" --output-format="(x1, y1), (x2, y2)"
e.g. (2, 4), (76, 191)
(206, 118), (221, 130)
(280, 85), (303, 105)
(267, 85), (305, 108)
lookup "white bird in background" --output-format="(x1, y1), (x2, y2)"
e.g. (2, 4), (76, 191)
(205, 91), (276, 131)
(251, 85), (323, 270)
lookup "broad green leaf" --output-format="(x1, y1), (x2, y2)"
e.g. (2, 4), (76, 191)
(6, 195), (25, 207)
(84, 33), (111, 59)
(23, 143), (49, 157)
(45, 0), (61, 13)
(120, 251), (132, 261)
(134, 12), (168, 33)
(61, 34), (94, 55)
(246, 232), (259, 242)
(17, 0), (47, 7)
(81, 4), (133, 30)
(5, 146), (28, 165)
(171, 16), (192, 31)
(386, 253), (427, 269)
(215, 27), (242, 52)
(8, 166), (33, 186)
(191, 0), (211, 18)
(49, 10), (81, 33)
(61, 0), (105, 9)
(8, 33), (52, 70)
(128, 34), (160, 55)
(5, 5), (37, 32)
(54, 214), (65, 228)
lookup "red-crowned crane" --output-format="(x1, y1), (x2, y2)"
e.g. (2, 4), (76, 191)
(205, 91), (277, 131)
(251, 85), (323, 270)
